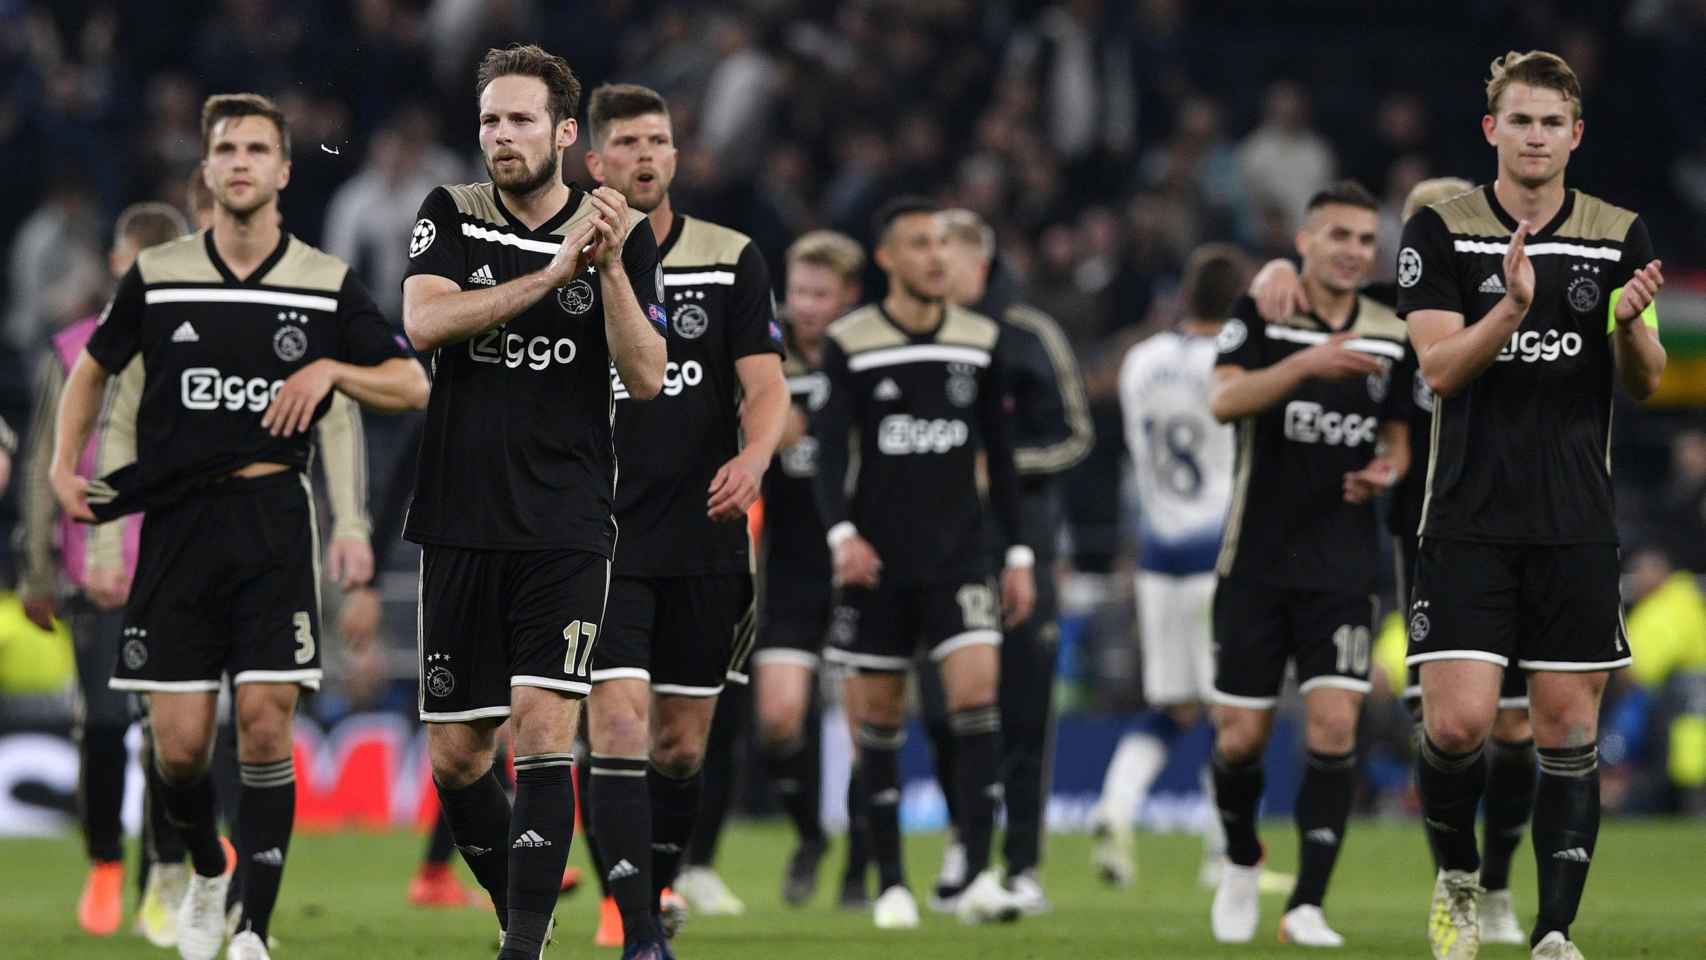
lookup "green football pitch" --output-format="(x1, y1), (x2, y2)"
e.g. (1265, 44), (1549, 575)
(4, 819), (1703, 958)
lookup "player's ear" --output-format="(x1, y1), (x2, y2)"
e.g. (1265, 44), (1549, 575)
(584, 148), (603, 183)
(1293, 225), (1311, 261)
(558, 117), (577, 153)
(873, 244), (891, 274)
(276, 159), (291, 191)
(1481, 113), (1498, 146)
(1569, 117), (1583, 151)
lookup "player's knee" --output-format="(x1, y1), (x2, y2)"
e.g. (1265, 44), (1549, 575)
(235, 700), (295, 760)
(1492, 708), (1532, 743)
(428, 745), (490, 790)
(1424, 710), (1491, 755)
(857, 686), (907, 727)
(1304, 714), (1357, 755)
(1212, 712), (1268, 763)
(152, 739), (211, 783)
(756, 705), (805, 752)
(650, 723), (706, 777)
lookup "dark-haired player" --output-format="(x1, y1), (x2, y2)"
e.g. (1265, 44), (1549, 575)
(1205, 181), (1410, 947)
(401, 45), (666, 960)
(578, 82), (788, 952)
(812, 197), (1035, 929)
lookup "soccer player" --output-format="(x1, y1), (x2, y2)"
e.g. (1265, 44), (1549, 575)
(747, 230), (867, 907)
(1399, 52), (1664, 960)
(1206, 181), (1411, 947)
(402, 45), (666, 960)
(812, 197), (1036, 928)
(577, 81), (788, 952)
(18, 203), (182, 937)
(1250, 175), (1540, 946)
(49, 93), (428, 960)
(1093, 244), (1248, 892)
(924, 208), (1092, 914)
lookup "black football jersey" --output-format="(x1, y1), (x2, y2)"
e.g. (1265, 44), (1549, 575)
(84, 230), (406, 513)
(1397, 186), (1654, 545)
(610, 215), (782, 577)
(1214, 293), (1411, 592)
(811, 304), (1023, 584)
(761, 349), (832, 586)
(402, 182), (662, 554)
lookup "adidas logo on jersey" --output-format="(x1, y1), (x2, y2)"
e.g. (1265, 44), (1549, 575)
(1479, 273), (1506, 294)
(607, 859), (639, 882)
(512, 830), (551, 849)
(468, 264), (496, 286)
(252, 847), (284, 866)
(1304, 828), (1339, 846)
(171, 321), (200, 343)
(873, 378), (901, 401)
(1552, 847), (1591, 863)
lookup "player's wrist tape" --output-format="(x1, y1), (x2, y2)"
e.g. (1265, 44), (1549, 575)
(1606, 286), (1660, 333)
(826, 522), (858, 550)
(1005, 545), (1035, 569)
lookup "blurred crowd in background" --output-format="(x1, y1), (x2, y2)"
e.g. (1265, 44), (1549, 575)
(2, 0), (1705, 819)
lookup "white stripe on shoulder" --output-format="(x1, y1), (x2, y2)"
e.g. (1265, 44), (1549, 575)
(461, 222), (560, 255)
(847, 343), (990, 372)
(664, 271), (737, 286)
(1453, 239), (1622, 261)
(144, 289), (338, 312)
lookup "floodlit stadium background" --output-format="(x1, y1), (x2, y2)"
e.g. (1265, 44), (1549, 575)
(2, 0), (1705, 844)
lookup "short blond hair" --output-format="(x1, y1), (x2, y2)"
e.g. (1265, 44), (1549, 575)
(1402, 177), (1474, 222)
(786, 230), (865, 283)
(937, 208), (995, 260)
(1486, 50), (1582, 120)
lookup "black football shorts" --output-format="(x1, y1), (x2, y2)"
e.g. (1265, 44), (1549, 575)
(752, 573), (833, 671)
(1210, 576), (1378, 708)
(591, 574), (757, 696)
(110, 471), (323, 693)
(826, 579), (1002, 674)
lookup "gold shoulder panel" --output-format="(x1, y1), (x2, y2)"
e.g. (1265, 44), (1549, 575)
(828, 305), (905, 354)
(443, 183), (503, 226)
(1558, 192), (1637, 244)
(938, 305), (1000, 350)
(135, 233), (221, 284)
(265, 237), (350, 292)
(1353, 296), (1407, 342)
(1430, 188), (1504, 238)
(663, 217), (752, 268)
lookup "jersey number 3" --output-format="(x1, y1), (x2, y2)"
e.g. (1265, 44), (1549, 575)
(563, 620), (599, 676)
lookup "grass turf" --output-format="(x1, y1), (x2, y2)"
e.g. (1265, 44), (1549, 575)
(5, 819), (1704, 958)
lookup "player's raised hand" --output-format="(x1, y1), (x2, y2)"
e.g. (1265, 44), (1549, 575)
(1250, 259), (1310, 323)
(1295, 332), (1384, 380)
(1000, 564), (1036, 628)
(1503, 220), (1535, 309)
(832, 534), (882, 589)
(1615, 260), (1664, 327)
(263, 358), (337, 437)
(49, 463), (95, 522)
(585, 187), (630, 270)
(1343, 458), (1398, 504)
(707, 453), (764, 522)
(545, 219), (598, 286)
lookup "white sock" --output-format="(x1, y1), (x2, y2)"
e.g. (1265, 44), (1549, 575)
(1095, 733), (1167, 827)
(1199, 765), (1226, 858)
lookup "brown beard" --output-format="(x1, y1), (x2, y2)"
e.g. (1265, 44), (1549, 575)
(488, 149), (560, 196)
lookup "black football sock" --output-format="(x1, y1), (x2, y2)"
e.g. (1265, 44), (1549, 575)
(424, 811), (457, 866)
(649, 765), (702, 903)
(141, 726), (188, 865)
(858, 723), (906, 891)
(1480, 738), (1536, 892)
(434, 766), (513, 926)
(948, 706), (1001, 879)
(589, 755), (661, 944)
(500, 754), (576, 960)
(1287, 750), (1355, 910)
(156, 760), (225, 878)
(236, 759), (295, 941)
(1212, 750), (1265, 868)
(1417, 734), (1486, 874)
(763, 735), (827, 845)
(80, 723), (129, 863)
(926, 712), (961, 832)
(574, 754), (609, 897)
(842, 766), (870, 887)
(687, 690), (742, 868)
(1531, 745), (1599, 948)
